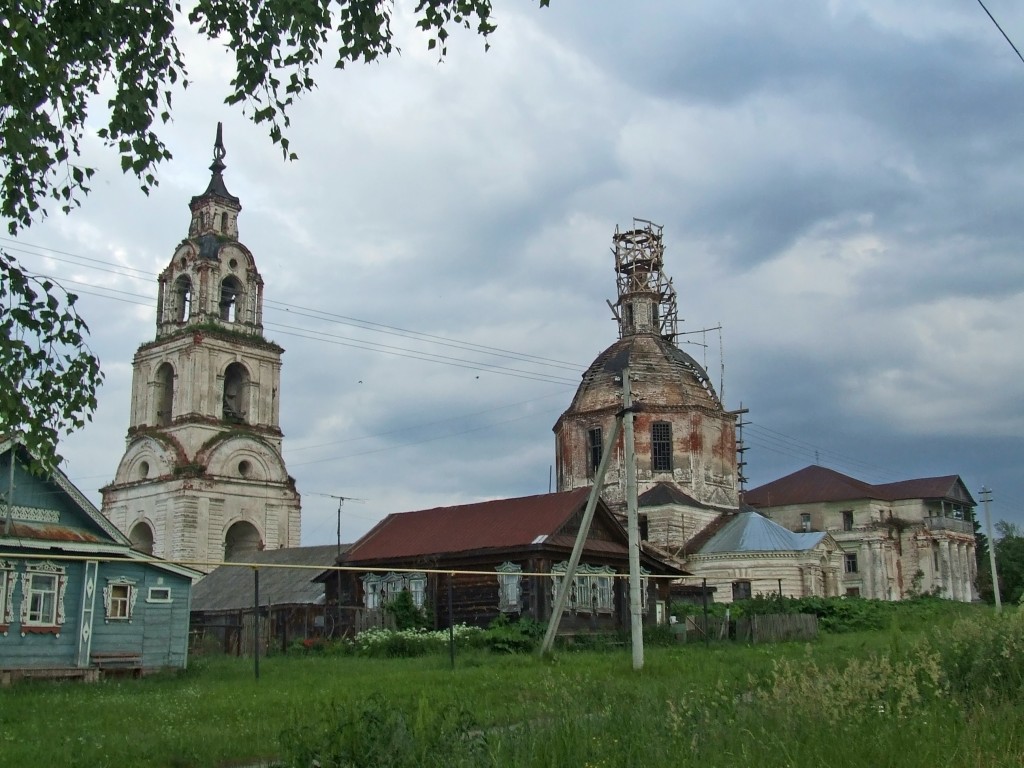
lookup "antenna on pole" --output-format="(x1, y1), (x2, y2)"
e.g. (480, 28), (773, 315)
(312, 493), (367, 636)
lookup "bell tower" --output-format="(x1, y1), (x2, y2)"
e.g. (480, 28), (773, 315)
(101, 125), (301, 571)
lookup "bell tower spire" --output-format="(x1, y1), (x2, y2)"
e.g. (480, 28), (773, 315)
(102, 125), (301, 571)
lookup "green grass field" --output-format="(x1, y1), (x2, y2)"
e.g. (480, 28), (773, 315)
(1, 602), (1022, 767)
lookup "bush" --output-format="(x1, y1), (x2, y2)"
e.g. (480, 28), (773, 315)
(482, 614), (544, 653)
(354, 624), (485, 658)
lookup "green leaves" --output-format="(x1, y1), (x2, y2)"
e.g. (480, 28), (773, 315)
(0, 250), (104, 475)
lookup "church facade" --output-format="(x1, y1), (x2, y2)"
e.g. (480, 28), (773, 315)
(101, 126), (301, 571)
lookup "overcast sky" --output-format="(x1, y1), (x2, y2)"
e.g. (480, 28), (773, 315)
(8, 0), (1024, 545)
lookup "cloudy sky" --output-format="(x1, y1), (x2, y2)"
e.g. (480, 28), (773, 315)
(8, 0), (1024, 545)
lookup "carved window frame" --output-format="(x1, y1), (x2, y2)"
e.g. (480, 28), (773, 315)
(496, 562), (523, 613)
(551, 562), (616, 615)
(21, 561), (67, 635)
(103, 577), (138, 622)
(0, 560), (15, 633)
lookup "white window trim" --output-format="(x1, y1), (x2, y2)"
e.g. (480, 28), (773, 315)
(146, 586), (173, 603)
(103, 577), (138, 622)
(551, 562), (616, 614)
(0, 560), (15, 632)
(496, 562), (523, 613)
(21, 561), (68, 634)
(362, 572), (427, 610)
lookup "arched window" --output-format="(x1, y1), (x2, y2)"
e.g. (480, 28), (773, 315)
(224, 521), (261, 562)
(174, 275), (192, 322)
(155, 362), (174, 427)
(219, 276), (244, 322)
(129, 521), (155, 555)
(222, 362), (249, 422)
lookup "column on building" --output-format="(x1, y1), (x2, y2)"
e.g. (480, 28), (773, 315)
(938, 538), (953, 599)
(870, 540), (886, 600)
(860, 541), (874, 598)
(966, 541), (977, 602)
(957, 541), (972, 603)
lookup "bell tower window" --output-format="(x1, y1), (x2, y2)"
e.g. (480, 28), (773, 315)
(219, 276), (243, 323)
(174, 276), (192, 322)
(222, 363), (249, 423)
(155, 362), (174, 427)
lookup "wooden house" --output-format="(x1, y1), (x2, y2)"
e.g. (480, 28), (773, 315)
(322, 488), (683, 635)
(0, 440), (198, 683)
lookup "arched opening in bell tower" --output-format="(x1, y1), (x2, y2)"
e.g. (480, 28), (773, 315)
(222, 362), (250, 423)
(129, 521), (155, 555)
(174, 275), (192, 322)
(155, 362), (175, 427)
(219, 276), (244, 322)
(224, 521), (261, 562)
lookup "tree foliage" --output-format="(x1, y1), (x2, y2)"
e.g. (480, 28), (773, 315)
(0, 250), (103, 473)
(1, 0), (546, 473)
(0, 0), (550, 233)
(994, 520), (1024, 605)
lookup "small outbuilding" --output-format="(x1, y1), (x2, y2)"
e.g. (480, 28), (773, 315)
(322, 487), (684, 635)
(190, 544), (343, 654)
(0, 440), (198, 683)
(683, 507), (842, 602)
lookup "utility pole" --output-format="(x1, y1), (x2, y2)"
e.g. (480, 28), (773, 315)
(623, 368), (644, 670)
(980, 487), (1001, 613)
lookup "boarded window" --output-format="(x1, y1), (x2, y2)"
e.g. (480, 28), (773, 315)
(651, 422), (672, 472)
(732, 580), (752, 601)
(842, 510), (854, 531)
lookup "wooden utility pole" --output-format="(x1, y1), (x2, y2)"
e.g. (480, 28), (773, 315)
(540, 417), (623, 655)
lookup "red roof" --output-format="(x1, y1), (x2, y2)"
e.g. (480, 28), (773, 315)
(344, 488), (599, 562)
(745, 465), (971, 508)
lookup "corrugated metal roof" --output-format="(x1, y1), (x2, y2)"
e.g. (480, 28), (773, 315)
(191, 544), (342, 612)
(744, 465), (970, 508)
(699, 510), (825, 554)
(344, 488), (595, 563)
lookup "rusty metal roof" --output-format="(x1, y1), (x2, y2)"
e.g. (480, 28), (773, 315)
(344, 488), (599, 563)
(745, 465), (971, 508)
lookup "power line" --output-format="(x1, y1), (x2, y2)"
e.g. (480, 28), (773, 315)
(977, 0), (1024, 66)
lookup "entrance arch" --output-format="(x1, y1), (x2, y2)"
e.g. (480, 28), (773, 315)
(129, 521), (155, 555)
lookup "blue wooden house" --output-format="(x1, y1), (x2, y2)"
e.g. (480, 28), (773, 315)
(0, 439), (198, 682)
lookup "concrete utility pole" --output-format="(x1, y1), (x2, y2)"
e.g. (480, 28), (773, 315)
(980, 487), (1001, 613)
(622, 369), (644, 671)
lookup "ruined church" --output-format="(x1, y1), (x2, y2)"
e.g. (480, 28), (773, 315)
(101, 127), (301, 571)
(553, 219), (740, 558)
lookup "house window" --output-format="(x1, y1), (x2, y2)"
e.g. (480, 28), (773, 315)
(639, 567), (650, 614)
(103, 578), (137, 621)
(732, 580), (752, 601)
(651, 422), (672, 472)
(147, 587), (172, 603)
(844, 553), (859, 574)
(800, 513), (811, 532)
(0, 561), (14, 630)
(551, 562), (615, 614)
(587, 427), (603, 475)
(842, 511), (854, 531)
(407, 573), (427, 609)
(496, 562), (523, 613)
(21, 562), (67, 631)
(362, 572), (426, 610)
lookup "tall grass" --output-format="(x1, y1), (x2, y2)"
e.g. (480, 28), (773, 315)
(0, 603), (1019, 767)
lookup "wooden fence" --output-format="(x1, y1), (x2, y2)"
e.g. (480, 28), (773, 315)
(675, 613), (818, 644)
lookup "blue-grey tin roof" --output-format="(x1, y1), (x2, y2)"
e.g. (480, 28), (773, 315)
(699, 510), (826, 554)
